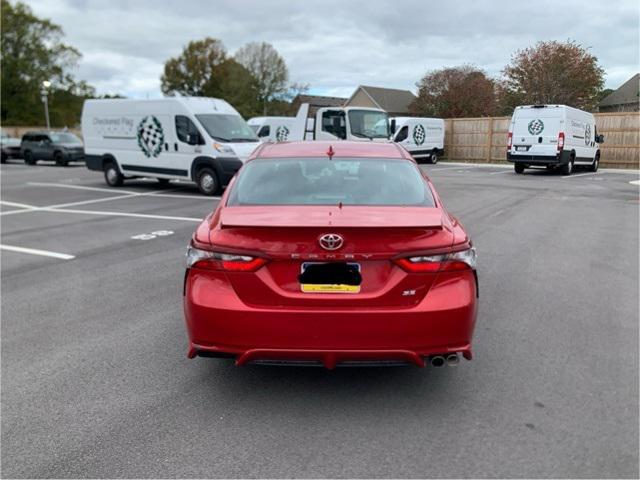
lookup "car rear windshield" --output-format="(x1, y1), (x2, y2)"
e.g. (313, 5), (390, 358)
(227, 157), (435, 206)
(195, 114), (258, 143)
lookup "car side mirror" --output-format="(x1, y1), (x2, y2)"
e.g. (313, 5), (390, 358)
(186, 133), (199, 145)
(596, 134), (604, 144)
(390, 119), (396, 135)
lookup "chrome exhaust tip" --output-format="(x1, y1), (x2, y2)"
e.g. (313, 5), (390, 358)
(446, 353), (460, 366)
(430, 355), (445, 367)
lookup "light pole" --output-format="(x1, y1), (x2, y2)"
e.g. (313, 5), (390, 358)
(40, 80), (51, 129)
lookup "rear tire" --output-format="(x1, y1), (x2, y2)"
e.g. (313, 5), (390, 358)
(429, 150), (439, 164)
(514, 163), (525, 174)
(54, 152), (68, 166)
(196, 167), (220, 196)
(1, 152), (7, 164)
(561, 156), (574, 175)
(589, 154), (599, 172)
(104, 161), (124, 187)
(23, 150), (36, 165)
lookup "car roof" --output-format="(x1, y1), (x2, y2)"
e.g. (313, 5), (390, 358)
(249, 141), (412, 161)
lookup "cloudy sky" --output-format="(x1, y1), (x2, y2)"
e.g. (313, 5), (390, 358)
(27, 0), (640, 99)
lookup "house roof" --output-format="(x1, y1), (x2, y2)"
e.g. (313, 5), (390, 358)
(599, 74), (640, 107)
(347, 85), (417, 113)
(292, 94), (347, 107)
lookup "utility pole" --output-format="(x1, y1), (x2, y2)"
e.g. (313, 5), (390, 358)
(41, 80), (51, 129)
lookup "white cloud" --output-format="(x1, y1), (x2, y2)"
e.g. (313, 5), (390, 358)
(26, 0), (640, 98)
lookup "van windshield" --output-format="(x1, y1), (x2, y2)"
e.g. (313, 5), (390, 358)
(195, 114), (258, 143)
(348, 110), (390, 139)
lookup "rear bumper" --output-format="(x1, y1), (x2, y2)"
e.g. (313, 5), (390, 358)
(183, 269), (478, 367)
(507, 150), (571, 165)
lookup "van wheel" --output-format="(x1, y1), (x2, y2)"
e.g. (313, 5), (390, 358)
(157, 178), (171, 186)
(1, 152), (7, 163)
(514, 163), (525, 174)
(54, 152), (68, 166)
(104, 162), (124, 187)
(429, 151), (438, 164)
(23, 150), (36, 165)
(196, 168), (220, 196)
(561, 156), (574, 175)
(589, 154), (599, 172)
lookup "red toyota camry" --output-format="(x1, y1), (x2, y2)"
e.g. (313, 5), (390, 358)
(183, 141), (478, 368)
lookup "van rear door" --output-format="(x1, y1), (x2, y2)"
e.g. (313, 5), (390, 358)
(512, 107), (562, 157)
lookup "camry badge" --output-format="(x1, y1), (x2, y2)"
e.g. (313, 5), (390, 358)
(319, 233), (343, 251)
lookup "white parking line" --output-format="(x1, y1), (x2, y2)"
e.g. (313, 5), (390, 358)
(489, 170), (513, 175)
(0, 184), (215, 217)
(41, 208), (202, 222)
(27, 182), (142, 195)
(562, 172), (599, 179)
(0, 244), (75, 260)
(0, 200), (39, 210)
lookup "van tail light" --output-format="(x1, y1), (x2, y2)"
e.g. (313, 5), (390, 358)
(557, 132), (565, 152)
(394, 247), (477, 273)
(507, 132), (513, 151)
(186, 245), (267, 272)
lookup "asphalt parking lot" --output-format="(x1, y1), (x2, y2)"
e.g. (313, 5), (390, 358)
(1, 160), (638, 478)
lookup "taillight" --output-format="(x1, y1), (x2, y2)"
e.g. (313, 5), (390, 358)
(186, 245), (267, 272)
(394, 248), (477, 273)
(507, 132), (513, 151)
(557, 132), (565, 152)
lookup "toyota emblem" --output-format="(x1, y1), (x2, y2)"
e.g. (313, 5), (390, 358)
(319, 233), (343, 251)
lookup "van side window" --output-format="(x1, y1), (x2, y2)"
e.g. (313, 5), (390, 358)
(395, 126), (408, 142)
(321, 110), (346, 139)
(257, 125), (270, 138)
(175, 115), (203, 144)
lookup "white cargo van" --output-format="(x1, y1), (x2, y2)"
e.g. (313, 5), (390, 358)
(390, 117), (444, 163)
(247, 117), (296, 142)
(81, 97), (260, 195)
(507, 105), (603, 175)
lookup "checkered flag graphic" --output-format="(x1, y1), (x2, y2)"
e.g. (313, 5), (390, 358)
(413, 124), (426, 146)
(137, 116), (164, 158)
(527, 119), (544, 135)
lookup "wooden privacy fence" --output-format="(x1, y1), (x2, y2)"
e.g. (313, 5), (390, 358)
(444, 112), (640, 169)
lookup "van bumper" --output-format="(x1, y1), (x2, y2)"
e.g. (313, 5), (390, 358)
(217, 157), (243, 185)
(85, 154), (103, 171)
(507, 150), (571, 165)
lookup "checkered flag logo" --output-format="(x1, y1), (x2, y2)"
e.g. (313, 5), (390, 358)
(137, 115), (164, 158)
(527, 119), (544, 135)
(275, 125), (290, 142)
(413, 124), (425, 146)
(584, 124), (591, 145)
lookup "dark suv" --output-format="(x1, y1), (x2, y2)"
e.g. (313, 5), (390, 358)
(20, 131), (85, 166)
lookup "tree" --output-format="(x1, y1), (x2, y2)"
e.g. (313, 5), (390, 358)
(502, 40), (604, 111)
(410, 66), (498, 118)
(1, 0), (92, 126)
(160, 38), (227, 96)
(235, 42), (289, 115)
(160, 37), (259, 118)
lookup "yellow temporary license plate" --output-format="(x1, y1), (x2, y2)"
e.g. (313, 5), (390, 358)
(301, 283), (361, 293)
(300, 262), (361, 294)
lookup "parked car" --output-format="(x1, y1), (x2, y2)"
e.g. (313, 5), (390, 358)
(20, 131), (85, 166)
(183, 141), (478, 369)
(507, 104), (603, 175)
(1, 130), (22, 163)
(81, 97), (261, 195)
(390, 116), (445, 164)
